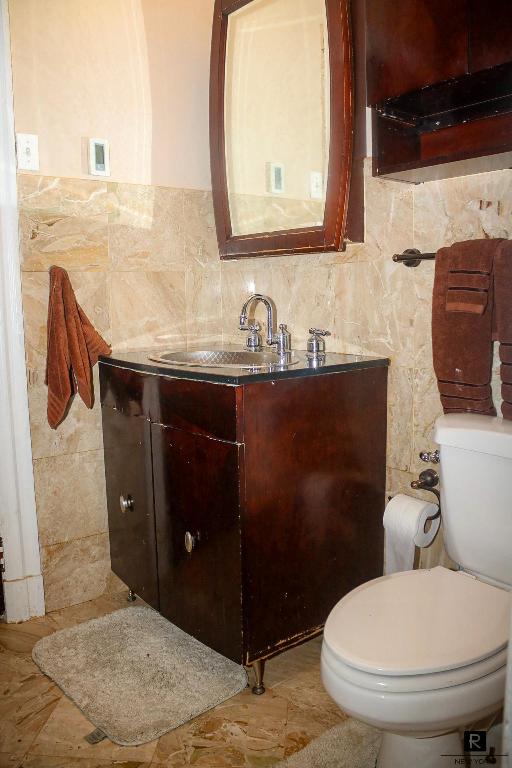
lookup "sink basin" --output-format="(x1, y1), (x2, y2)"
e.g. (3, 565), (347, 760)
(148, 349), (299, 370)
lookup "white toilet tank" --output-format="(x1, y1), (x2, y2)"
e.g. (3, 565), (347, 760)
(434, 413), (512, 588)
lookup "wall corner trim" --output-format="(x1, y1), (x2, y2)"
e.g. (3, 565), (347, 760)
(0, 0), (45, 622)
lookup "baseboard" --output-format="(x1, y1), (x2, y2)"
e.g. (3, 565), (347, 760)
(3, 574), (45, 622)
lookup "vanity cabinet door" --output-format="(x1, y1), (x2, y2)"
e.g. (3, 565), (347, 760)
(101, 407), (159, 609)
(151, 424), (243, 663)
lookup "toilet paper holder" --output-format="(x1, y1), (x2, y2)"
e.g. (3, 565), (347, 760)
(411, 469), (441, 513)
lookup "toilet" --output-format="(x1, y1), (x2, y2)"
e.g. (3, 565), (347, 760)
(321, 413), (512, 768)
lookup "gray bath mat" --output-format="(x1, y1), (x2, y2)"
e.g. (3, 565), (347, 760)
(279, 719), (381, 768)
(32, 606), (248, 746)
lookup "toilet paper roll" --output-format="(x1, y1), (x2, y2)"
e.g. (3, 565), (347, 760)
(383, 493), (440, 575)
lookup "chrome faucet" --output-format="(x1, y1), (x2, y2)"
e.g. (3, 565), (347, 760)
(239, 294), (291, 356)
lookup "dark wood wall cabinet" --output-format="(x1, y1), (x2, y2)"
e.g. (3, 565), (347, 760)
(366, 0), (512, 182)
(99, 354), (388, 690)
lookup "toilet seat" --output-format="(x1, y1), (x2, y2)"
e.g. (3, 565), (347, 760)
(324, 566), (511, 679)
(322, 641), (508, 693)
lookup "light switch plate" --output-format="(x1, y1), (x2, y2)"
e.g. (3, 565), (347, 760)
(16, 133), (39, 171)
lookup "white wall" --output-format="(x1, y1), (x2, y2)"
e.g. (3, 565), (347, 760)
(9, 0), (214, 188)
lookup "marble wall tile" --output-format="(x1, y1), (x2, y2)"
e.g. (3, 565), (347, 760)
(33, 449), (107, 548)
(387, 366), (414, 472)
(334, 259), (417, 367)
(411, 367), (443, 475)
(329, 260), (365, 356)
(41, 533), (112, 612)
(19, 211), (109, 272)
(410, 260), (435, 372)
(17, 174), (118, 273)
(185, 265), (222, 345)
(386, 467), (419, 502)
(271, 264), (337, 349)
(109, 184), (184, 270)
(413, 168), (512, 252)
(183, 190), (220, 268)
(492, 345), (503, 414)
(363, 161), (414, 262)
(27, 367), (103, 460)
(104, 569), (127, 595)
(18, 175), (116, 218)
(110, 270), (187, 351)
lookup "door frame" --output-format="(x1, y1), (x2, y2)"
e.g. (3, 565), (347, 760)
(0, 0), (44, 621)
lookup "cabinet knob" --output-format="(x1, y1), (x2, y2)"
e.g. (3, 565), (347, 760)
(184, 531), (199, 554)
(119, 494), (134, 513)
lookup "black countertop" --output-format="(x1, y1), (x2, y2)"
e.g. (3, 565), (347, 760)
(99, 346), (389, 385)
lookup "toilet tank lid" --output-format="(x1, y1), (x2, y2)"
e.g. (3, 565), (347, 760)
(435, 413), (512, 459)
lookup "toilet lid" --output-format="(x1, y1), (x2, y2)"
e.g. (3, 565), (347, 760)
(324, 567), (511, 676)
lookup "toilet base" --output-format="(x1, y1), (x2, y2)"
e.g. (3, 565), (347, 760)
(377, 730), (462, 768)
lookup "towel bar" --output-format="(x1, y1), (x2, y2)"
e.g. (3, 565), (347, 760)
(392, 249), (436, 267)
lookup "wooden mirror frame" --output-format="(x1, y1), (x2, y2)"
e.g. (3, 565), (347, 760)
(210, 0), (353, 260)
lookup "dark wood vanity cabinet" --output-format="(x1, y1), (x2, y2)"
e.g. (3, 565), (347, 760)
(100, 359), (388, 667)
(366, 0), (512, 181)
(101, 407), (159, 610)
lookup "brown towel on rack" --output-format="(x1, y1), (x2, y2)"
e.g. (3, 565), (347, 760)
(45, 266), (111, 428)
(432, 239), (498, 416)
(493, 240), (512, 419)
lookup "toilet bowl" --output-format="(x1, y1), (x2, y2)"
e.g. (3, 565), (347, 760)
(321, 567), (511, 768)
(321, 415), (512, 766)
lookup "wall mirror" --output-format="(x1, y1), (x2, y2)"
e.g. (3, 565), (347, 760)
(210, 0), (353, 259)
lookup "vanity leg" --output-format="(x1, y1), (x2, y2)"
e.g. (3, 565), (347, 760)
(127, 589), (136, 602)
(252, 660), (266, 695)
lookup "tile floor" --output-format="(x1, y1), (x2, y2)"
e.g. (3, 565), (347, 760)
(0, 590), (346, 767)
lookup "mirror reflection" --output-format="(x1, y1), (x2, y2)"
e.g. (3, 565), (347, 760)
(225, 0), (330, 237)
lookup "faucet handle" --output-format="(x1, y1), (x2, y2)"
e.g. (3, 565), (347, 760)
(274, 323), (291, 356)
(307, 328), (330, 358)
(245, 322), (262, 351)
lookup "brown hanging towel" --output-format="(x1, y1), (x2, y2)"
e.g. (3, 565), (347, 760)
(493, 240), (512, 420)
(432, 239), (498, 416)
(45, 265), (111, 428)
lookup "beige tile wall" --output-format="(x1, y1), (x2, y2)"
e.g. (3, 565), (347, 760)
(18, 174), (221, 611)
(18, 162), (512, 611)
